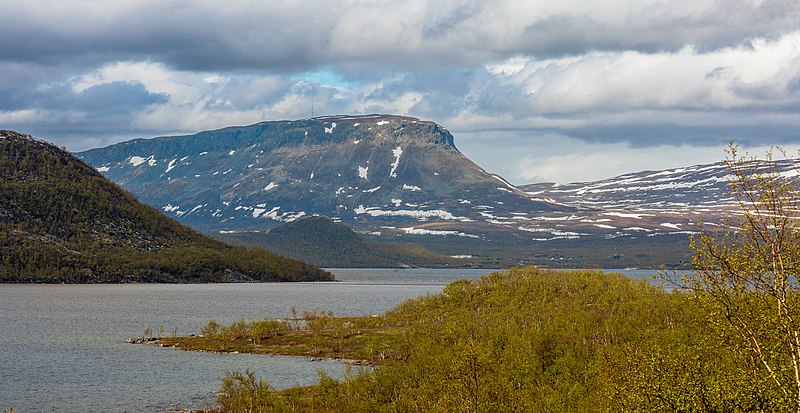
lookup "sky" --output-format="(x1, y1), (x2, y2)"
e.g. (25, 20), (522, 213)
(0, 0), (798, 184)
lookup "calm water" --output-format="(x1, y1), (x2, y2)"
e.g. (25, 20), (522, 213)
(0, 268), (495, 412)
(0, 268), (660, 412)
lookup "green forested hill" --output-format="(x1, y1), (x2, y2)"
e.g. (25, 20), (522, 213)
(0, 131), (332, 283)
(217, 216), (464, 268)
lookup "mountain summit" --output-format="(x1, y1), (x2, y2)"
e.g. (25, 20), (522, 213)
(79, 115), (569, 239)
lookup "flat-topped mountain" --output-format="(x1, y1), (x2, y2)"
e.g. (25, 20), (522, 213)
(0, 130), (332, 283)
(79, 115), (570, 240)
(76, 115), (799, 268)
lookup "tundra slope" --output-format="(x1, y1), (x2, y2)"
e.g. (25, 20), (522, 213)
(78, 115), (799, 266)
(79, 115), (572, 241)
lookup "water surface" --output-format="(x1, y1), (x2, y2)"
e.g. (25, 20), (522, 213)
(0, 268), (665, 412)
(0, 268), (492, 412)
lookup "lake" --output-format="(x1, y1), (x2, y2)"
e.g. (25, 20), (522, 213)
(0, 268), (661, 412)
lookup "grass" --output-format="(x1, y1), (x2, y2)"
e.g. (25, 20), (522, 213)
(150, 316), (412, 365)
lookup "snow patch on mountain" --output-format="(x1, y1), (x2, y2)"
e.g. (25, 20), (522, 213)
(517, 226), (585, 240)
(390, 146), (403, 177)
(165, 159), (177, 173)
(129, 155), (156, 167)
(186, 204), (204, 215)
(532, 215), (582, 221)
(358, 166), (369, 179)
(492, 174), (516, 189)
(594, 224), (617, 229)
(400, 227), (479, 238)
(354, 205), (471, 222)
(624, 227), (652, 232)
(602, 212), (652, 219)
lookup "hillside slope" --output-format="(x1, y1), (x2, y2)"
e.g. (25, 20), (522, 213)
(217, 216), (464, 268)
(0, 131), (333, 283)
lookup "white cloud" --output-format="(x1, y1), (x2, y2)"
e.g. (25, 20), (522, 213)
(61, 59), (432, 135)
(0, 109), (48, 124)
(71, 61), (215, 104)
(477, 31), (800, 115)
(513, 139), (800, 184)
(2, 0), (796, 70)
(1, 0), (797, 184)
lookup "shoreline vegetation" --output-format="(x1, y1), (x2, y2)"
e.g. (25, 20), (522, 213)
(158, 147), (797, 412)
(135, 266), (793, 412)
(132, 308), (418, 367)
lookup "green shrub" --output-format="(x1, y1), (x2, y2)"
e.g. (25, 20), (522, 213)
(218, 370), (289, 413)
(251, 319), (287, 344)
(202, 319), (220, 337)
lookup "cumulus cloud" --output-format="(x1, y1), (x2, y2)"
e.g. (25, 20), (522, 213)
(1, 0), (796, 70)
(488, 33), (799, 114)
(445, 32), (800, 149)
(0, 0), (797, 182)
(455, 131), (800, 184)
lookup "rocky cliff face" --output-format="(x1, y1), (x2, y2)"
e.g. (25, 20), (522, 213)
(79, 115), (571, 239)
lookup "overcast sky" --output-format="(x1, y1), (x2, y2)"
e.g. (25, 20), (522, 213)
(1, 0), (798, 183)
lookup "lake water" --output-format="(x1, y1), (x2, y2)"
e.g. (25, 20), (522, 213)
(0, 268), (661, 412)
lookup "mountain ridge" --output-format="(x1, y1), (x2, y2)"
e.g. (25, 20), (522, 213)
(218, 216), (465, 268)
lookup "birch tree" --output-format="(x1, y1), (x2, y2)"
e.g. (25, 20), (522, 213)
(689, 145), (800, 411)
